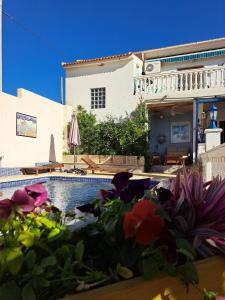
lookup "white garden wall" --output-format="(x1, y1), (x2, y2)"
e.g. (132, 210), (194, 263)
(0, 89), (72, 168)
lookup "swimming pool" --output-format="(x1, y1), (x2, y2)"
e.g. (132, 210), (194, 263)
(0, 176), (158, 212)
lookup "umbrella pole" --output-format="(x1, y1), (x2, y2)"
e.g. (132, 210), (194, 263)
(74, 145), (76, 169)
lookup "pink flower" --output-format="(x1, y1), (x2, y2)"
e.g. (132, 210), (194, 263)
(11, 189), (35, 212)
(25, 183), (48, 206)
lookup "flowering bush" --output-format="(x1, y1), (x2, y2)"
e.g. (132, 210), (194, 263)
(0, 171), (224, 299)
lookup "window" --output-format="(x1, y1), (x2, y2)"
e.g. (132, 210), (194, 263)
(91, 87), (106, 109)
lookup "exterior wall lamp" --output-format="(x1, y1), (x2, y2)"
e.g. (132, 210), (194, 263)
(209, 104), (218, 129)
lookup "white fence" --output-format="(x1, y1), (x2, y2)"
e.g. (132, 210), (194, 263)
(200, 143), (225, 181)
(134, 66), (225, 96)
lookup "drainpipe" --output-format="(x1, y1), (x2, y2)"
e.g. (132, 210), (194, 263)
(141, 52), (145, 75)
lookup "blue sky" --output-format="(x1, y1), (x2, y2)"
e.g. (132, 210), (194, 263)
(3, 0), (225, 102)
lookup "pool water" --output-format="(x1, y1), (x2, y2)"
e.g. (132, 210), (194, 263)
(0, 180), (113, 212)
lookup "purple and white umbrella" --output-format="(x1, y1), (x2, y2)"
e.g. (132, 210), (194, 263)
(69, 111), (81, 168)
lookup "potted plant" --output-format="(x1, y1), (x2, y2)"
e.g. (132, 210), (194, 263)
(0, 170), (225, 300)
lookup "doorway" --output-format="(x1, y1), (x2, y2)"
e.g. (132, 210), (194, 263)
(219, 121), (225, 144)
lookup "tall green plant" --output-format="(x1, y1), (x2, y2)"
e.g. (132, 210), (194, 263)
(75, 102), (151, 158)
(76, 106), (98, 154)
(95, 117), (121, 155)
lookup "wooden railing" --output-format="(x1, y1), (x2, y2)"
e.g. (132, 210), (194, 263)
(134, 66), (225, 96)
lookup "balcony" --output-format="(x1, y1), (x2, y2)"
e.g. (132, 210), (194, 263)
(134, 66), (225, 100)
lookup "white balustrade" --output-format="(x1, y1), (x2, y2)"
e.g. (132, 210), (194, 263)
(134, 66), (225, 96)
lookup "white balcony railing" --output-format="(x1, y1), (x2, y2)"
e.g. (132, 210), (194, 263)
(134, 66), (225, 97)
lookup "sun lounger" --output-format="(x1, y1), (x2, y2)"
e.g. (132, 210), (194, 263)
(81, 157), (131, 174)
(20, 163), (64, 175)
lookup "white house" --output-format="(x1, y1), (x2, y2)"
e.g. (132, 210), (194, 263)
(62, 37), (225, 162)
(62, 52), (142, 120)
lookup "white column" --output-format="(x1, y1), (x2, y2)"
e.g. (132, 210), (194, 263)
(205, 128), (223, 152)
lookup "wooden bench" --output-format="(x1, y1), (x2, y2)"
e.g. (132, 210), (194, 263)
(20, 163), (64, 175)
(165, 146), (189, 165)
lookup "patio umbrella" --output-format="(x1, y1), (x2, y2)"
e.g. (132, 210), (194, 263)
(69, 111), (81, 168)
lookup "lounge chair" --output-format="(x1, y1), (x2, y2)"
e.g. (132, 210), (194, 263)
(165, 146), (189, 165)
(81, 157), (131, 174)
(20, 163), (64, 175)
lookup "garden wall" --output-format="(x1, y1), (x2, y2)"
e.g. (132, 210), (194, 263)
(63, 155), (144, 169)
(0, 89), (72, 168)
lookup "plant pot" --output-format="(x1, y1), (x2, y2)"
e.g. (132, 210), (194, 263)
(62, 256), (225, 300)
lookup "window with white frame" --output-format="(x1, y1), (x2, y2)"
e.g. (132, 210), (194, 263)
(91, 87), (106, 109)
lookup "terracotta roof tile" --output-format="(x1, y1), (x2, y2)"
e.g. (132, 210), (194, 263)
(62, 52), (133, 67)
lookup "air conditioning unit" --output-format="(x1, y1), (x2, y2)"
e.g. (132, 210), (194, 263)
(144, 61), (161, 74)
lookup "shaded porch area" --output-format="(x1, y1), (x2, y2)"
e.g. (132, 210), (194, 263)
(147, 101), (194, 166)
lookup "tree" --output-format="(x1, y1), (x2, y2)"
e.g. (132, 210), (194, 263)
(76, 105), (98, 154)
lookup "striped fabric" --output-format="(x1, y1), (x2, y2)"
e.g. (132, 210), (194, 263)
(147, 49), (225, 64)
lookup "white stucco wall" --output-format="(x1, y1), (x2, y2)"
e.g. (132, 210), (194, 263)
(64, 55), (142, 121)
(0, 89), (72, 167)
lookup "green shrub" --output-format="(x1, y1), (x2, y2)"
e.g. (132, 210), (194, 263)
(74, 102), (151, 158)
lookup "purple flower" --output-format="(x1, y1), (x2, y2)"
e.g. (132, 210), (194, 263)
(0, 199), (12, 219)
(11, 189), (35, 212)
(112, 172), (133, 193)
(100, 172), (152, 203)
(25, 183), (48, 206)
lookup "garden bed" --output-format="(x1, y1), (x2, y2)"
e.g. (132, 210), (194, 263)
(63, 256), (225, 300)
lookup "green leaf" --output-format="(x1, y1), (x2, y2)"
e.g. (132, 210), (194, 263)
(6, 247), (23, 275)
(0, 281), (21, 300)
(47, 228), (61, 240)
(163, 263), (177, 277)
(75, 241), (84, 263)
(32, 265), (44, 276)
(176, 239), (196, 260)
(38, 278), (50, 287)
(36, 217), (55, 229)
(18, 231), (35, 248)
(104, 217), (118, 234)
(202, 288), (217, 300)
(22, 282), (36, 300)
(177, 261), (199, 285)
(25, 250), (36, 270)
(156, 209), (171, 222)
(41, 256), (57, 268)
(177, 248), (195, 260)
(141, 257), (159, 280)
(56, 245), (70, 258)
(116, 264), (133, 279)
(176, 239), (195, 253)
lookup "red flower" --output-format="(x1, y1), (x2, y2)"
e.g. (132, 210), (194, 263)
(123, 199), (164, 246)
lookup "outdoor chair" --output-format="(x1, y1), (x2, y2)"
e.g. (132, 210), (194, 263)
(165, 146), (189, 165)
(20, 163), (64, 175)
(81, 156), (131, 174)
